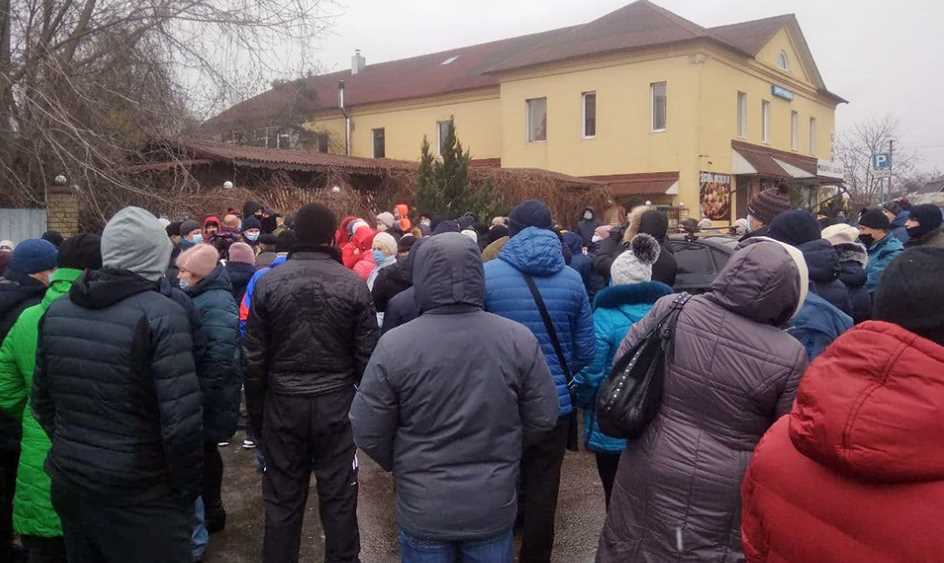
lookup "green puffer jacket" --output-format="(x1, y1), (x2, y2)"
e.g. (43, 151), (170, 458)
(0, 268), (83, 537)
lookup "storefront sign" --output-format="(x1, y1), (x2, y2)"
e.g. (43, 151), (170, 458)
(699, 172), (732, 221)
(816, 160), (844, 180)
(771, 85), (794, 101)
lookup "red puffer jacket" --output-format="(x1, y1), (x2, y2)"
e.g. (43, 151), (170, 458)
(742, 321), (944, 563)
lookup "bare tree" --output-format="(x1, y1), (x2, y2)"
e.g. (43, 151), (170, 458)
(835, 115), (918, 208)
(0, 0), (334, 224)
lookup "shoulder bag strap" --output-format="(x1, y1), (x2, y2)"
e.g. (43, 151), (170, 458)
(523, 273), (574, 389)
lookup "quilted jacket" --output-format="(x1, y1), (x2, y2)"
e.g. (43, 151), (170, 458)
(573, 281), (673, 453)
(484, 227), (594, 417)
(742, 322), (944, 563)
(0, 268), (82, 536)
(597, 239), (808, 562)
(865, 234), (903, 292)
(788, 292), (853, 362)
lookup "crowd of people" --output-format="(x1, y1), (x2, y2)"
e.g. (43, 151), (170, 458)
(0, 188), (941, 563)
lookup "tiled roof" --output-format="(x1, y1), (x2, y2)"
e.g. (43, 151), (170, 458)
(201, 0), (841, 134)
(180, 141), (419, 175)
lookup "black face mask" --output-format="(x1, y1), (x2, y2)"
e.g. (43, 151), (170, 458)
(907, 225), (928, 240)
(858, 234), (875, 248)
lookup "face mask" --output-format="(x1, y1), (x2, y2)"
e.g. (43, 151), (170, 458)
(858, 234), (874, 248)
(745, 214), (755, 233)
(583, 212), (593, 221)
(421, 219), (431, 227)
(591, 235), (602, 243)
(371, 250), (385, 263)
(245, 231), (260, 242)
(178, 277), (190, 290)
(190, 233), (203, 245)
(906, 226), (925, 240)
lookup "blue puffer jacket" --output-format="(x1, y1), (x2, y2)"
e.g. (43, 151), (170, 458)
(865, 235), (904, 292)
(888, 211), (910, 244)
(788, 292), (853, 361)
(485, 227), (595, 417)
(574, 281), (673, 453)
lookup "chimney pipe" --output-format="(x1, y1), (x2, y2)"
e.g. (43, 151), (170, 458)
(351, 49), (366, 75)
(338, 80), (351, 156)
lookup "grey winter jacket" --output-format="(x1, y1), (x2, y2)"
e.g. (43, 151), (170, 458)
(597, 239), (808, 562)
(350, 233), (558, 541)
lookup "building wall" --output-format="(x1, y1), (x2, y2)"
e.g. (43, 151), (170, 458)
(305, 89), (502, 161)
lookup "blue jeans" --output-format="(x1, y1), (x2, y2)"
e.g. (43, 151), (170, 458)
(399, 529), (513, 563)
(192, 497), (208, 562)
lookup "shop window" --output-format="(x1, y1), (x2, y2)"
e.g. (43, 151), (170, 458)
(372, 128), (385, 159)
(790, 111), (799, 150)
(651, 82), (667, 131)
(582, 92), (596, 138)
(761, 100), (770, 144)
(527, 98), (547, 142)
(809, 117), (817, 154)
(437, 119), (454, 154)
(737, 92), (748, 138)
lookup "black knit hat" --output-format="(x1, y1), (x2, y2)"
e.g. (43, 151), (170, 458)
(241, 216), (262, 232)
(766, 209), (821, 246)
(908, 204), (943, 238)
(294, 204), (337, 246)
(508, 199), (552, 236)
(165, 221), (182, 238)
(41, 231), (64, 248)
(179, 220), (201, 238)
(58, 233), (102, 270)
(747, 187), (792, 226)
(858, 208), (890, 230)
(883, 201), (903, 217)
(874, 248), (944, 346)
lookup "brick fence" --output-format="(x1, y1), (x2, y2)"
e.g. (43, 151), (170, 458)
(46, 186), (80, 237)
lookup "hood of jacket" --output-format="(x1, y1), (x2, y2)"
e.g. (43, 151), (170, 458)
(891, 210), (910, 229)
(593, 281), (673, 310)
(336, 216), (358, 246)
(498, 227), (565, 277)
(834, 242), (868, 288)
(188, 264), (233, 298)
(70, 268), (158, 309)
(578, 207), (596, 222)
(352, 227), (376, 252)
(797, 238), (841, 284)
(835, 242), (869, 268)
(414, 233), (484, 313)
(791, 291), (853, 337)
(790, 321), (944, 483)
(0, 272), (45, 317)
(204, 215), (221, 229)
(712, 238), (807, 327)
(102, 206), (173, 283)
(562, 232), (584, 257)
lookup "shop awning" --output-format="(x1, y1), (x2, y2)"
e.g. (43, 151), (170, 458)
(731, 140), (818, 180)
(586, 172), (680, 197)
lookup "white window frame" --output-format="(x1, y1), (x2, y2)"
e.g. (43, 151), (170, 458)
(790, 111), (799, 150)
(581, 91), (596, 139)
(650, 82), (667, 132)
(761, 100), (770, 144)
(809, 117), (817, 154)
(736, 92), (748, 138)
(372, 127), (385, 159)
(526, 98), (548, 143)
(436, 119), (454, 155)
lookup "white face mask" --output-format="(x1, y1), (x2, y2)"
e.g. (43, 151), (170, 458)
(178, 277), (190, 290)
(591, 235), (602, 243)
(745, 214), (755, 233)
(584, 212), (594, 221)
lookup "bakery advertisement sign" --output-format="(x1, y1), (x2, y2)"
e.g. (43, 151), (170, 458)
(699, 172), (732, 221)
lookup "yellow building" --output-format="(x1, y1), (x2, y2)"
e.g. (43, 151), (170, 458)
(204, 0), (846, 223)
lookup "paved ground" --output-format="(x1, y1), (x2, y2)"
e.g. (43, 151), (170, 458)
(205, 431), (606, 562)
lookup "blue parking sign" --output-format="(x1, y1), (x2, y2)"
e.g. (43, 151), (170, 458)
(873, 153), (891, 170)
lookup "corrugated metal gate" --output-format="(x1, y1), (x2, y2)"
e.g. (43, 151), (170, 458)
(0, 209), (47, 244)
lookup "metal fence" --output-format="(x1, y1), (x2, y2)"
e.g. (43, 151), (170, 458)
(0, 208), (47, 244)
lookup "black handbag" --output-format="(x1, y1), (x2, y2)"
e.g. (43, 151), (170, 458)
(596, 293), (692, 439)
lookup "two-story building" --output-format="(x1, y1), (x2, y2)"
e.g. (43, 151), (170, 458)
(203, 0), (846, 223)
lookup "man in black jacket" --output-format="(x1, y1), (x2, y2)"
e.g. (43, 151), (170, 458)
(351, 233), (558, 562)
(32, 207), (203, 563)
(245, 203), (378, 563)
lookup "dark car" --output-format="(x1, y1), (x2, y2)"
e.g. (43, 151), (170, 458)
(666, 234), (739, 294)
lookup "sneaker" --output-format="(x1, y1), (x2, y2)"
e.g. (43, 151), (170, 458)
(242, 439), (256, 449)
(217, 441), (231, 447)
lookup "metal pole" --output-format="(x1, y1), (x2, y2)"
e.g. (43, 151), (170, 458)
(888, 139), (894, 200)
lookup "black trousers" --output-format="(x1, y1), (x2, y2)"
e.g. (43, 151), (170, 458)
(0, 449), (18, 562)
(203, 443), (224, 512)
(594, 452), (620, 509)
(51, 481), (190, 563)
(519, 417), (569, 563)
(261, 388), (360, 563)
(21, 535), (67, 563)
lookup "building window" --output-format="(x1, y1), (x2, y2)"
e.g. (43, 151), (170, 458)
(791, 111), (799, 150)
(527, 98), (547, 142)
(809, 117), (817, 154)
(372, 128), (385, 159)
(437, 119), (454, 154)
(582, 92), (596, 138)
(317, 132), (329, 153)
(777, 50), (789, 71)
(737, 92), (748, 138)
(651, 82), (667, 131)
(761, 100), (770, 144)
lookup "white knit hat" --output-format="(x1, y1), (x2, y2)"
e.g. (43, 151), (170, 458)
(821, 223), (860, 247)
(372, 232), (398, 256)
(461, 229), (478, 243)
(610, 234), (661, 285)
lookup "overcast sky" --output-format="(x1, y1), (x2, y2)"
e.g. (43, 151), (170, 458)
(295, 0), (943, 170)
